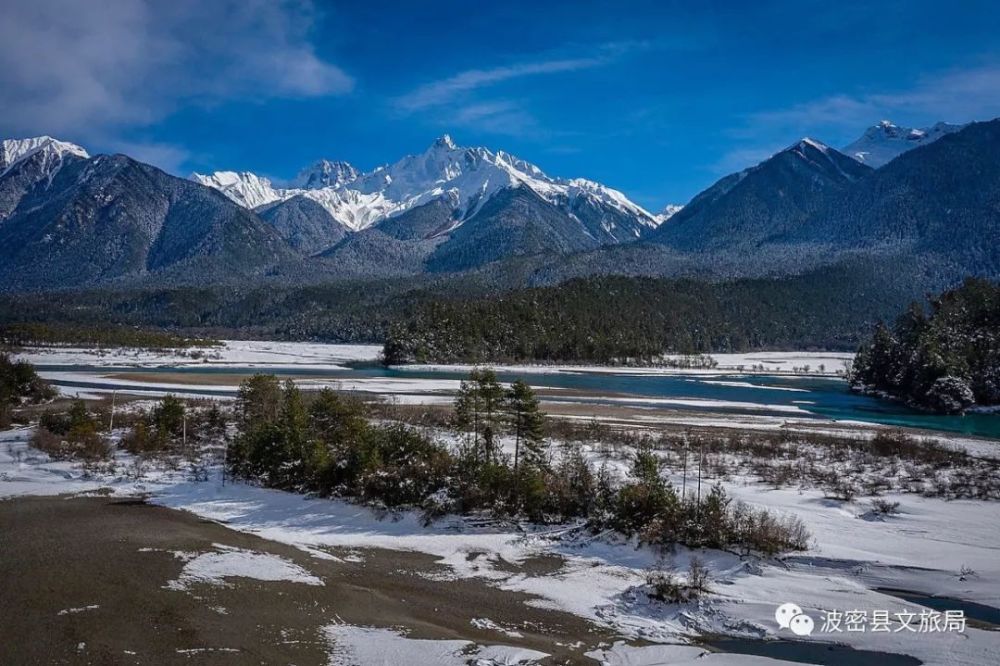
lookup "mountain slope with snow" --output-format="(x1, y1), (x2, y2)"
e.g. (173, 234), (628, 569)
(0, 136), (89, 175)
(192, 136), (660, 240)
(292, 159), (360, 189)
(842, 120), (965, 168)
(190, 171), (287, 210)
(0, 150), (293, 291)
(0, 136), (91, 221)
(649, 138), (872, 251)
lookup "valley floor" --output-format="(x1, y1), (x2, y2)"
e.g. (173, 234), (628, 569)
(3, 342), (1000, 665)
(2, 430), (999, 663)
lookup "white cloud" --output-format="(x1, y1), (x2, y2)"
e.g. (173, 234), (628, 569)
(0, 0), (352, 141)
(392, 43), (645, 139)
(395, 56), (608, 112)
(450, 101), (539, 137)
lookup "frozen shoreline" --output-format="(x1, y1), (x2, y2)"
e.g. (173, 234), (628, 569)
(16, 342), (851, 376)
(14, 340), (384, 370)
(397, 350), (854, 378)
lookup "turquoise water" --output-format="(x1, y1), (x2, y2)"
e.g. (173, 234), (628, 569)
(385, 366), (1000, 439)
(41, 362), (1000, 440)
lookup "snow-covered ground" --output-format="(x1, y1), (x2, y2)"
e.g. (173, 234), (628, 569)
(160, 543), (325, 591)
(324, 624), (550, 665)
(14, 340), (382, 370)
(15, 343), (849, 377)
(586, 644), (806, 666)
(2, 424), (998, 665)
(35, 370), (463, 401)
(21, 345), (852, 428)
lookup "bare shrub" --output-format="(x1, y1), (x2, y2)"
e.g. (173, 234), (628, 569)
(730, 502), (810, 556)
(870, 498), (901, 516)
(647, 558), (711, 603)
(30, 425), (110, 461)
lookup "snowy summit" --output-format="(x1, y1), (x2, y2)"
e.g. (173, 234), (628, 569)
(842, 119), (965, 168)
(0, 136), (89, 176)
(192, 136), (658, 234)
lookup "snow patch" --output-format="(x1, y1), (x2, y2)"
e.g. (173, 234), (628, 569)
(162, 544), (323, 591)
(324, 624), (548, 665)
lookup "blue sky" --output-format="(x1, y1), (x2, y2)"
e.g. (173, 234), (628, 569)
(2, 0), (1000, 209)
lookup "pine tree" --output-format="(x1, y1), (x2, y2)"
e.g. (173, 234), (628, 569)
(279, 380), (309, 485)
(453, 375), (482, 449)
(453, 368), (505, 463)
(68, 398), (92, 431)
(475, 369), (504, 463)
(237, 374), (282, 428)
(152, 394), (185, 443)
(506, 379), (545, 472)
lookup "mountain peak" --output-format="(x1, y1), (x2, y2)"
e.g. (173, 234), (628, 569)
(432, 134), (457, 150)
(0, 136), (89, 173)
(789, 137), (831, 153)
(192, 134), (656, 238)
(190, 170), (284, 209)
(843, 120), (966, 168)
(293, 159), (359, 189)
(655, 204), (683, 225)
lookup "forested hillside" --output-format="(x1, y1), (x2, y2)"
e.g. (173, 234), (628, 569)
(0, 260), (923, 359)
(382, 265), (921, 364)
(850, 278), (1000, 413)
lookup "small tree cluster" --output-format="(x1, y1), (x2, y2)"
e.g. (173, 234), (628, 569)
(121, 396), (226, 457)
(32, 399), (110, 461)
(225, 373), (596, 523)
(225, 372), (809, 557)
(601, 443), (809, 556)
(647, 558), (711, 604)
(227, 376), (452, 507)
(1, 353), (55, 427)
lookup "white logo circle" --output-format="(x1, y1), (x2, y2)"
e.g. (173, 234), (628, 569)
(774, 602), (803, 629)
(789, 613), (815, 636)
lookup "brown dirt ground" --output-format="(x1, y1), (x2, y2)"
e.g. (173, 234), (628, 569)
(0, 495), (618, 665)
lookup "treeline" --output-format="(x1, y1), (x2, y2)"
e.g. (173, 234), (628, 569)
(1, 353), (55, 427)
(226, 371), (808, 555)
(850, 278), (1000, 413)
(0, 323), (220, 349)
(1, 260), (921, 355)
(383, 269), (918, 364)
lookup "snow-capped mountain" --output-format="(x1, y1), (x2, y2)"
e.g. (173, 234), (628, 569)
(656, 204), (683, 224)
(0, 136), (88, 176)
(192, 135), (659, 237)
(650, 137), (871, 251)
(0, 146), (293, 292)
(842, 120), (965, 168)
(190, 170), (287, 209)
(292, 159), (359, 189)
(4, 118), (1000, 292)
(1, 136), (91, 221)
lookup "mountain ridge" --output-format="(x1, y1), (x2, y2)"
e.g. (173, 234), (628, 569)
(1, 118), (997, 294)
(649, 137), (872, 251)
(842, 120), (965, 168)
(192, 135), (660, 241)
